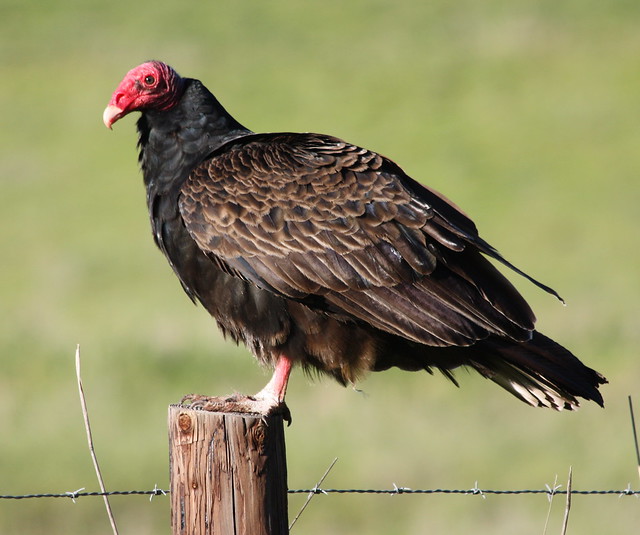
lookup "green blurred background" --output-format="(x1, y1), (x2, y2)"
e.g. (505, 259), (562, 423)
(1, 1), (639, 533)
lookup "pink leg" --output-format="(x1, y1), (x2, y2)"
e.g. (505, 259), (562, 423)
(181, 353), (293, 422)
(255, 354), (293, 402)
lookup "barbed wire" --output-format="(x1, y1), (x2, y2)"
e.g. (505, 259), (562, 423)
(0, 489), (167, 501)
(289, 486), (640, 497)
(1, 485), (638, 501)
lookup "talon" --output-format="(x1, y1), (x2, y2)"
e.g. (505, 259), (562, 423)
(176, 392), (291, 422)
(180, 393), (198, 405)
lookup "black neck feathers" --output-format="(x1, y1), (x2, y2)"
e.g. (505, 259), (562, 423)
(137, 78), (252, 195)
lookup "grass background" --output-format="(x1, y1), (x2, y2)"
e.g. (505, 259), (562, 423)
(1, 1), (639, 533)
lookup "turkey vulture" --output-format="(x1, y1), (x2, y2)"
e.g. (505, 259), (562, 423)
(103, 61), (605, 415)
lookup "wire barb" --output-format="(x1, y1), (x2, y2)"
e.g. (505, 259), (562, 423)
(469, 481), (485, 499)
(392, 483), (410, 495)
(65, 488), (85, 504)
(619, 483), (638, 499)
(545, 478), (562, 503)
(149, 484), (167, 502)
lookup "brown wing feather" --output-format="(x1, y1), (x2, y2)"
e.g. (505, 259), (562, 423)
(179, 132), (537, 347)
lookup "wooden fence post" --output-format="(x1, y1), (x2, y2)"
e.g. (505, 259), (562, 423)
(168, 404), (289, 535)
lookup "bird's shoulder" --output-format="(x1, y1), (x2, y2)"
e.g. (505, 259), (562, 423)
(185, 132), (411, 206)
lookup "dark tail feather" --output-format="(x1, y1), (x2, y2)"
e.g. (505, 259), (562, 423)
(469, 332), (607, 410)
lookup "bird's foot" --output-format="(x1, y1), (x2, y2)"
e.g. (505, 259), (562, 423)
(180, 393), (291, 425)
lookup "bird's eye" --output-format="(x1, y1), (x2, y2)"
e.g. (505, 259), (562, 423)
(144, 75), (156, 86)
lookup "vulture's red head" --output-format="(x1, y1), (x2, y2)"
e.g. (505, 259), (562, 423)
(103, 61), (184, 128)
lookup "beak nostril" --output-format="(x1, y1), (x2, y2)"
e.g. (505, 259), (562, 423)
(113, 92), (125, 106)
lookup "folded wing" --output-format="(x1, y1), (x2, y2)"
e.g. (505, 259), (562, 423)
(179, 132), (553, 348)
